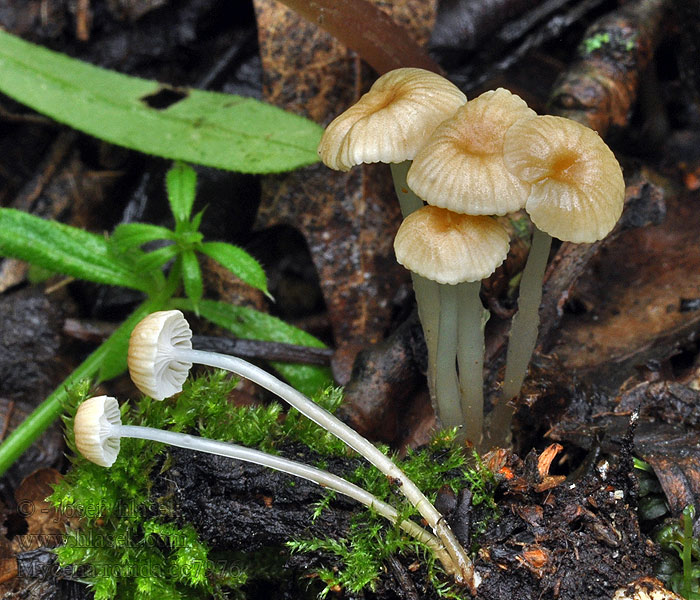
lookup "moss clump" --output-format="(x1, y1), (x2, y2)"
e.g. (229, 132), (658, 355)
(289, 432), (498, 598)
(50, 373), (348, 599)
(52, 375), (496, 599)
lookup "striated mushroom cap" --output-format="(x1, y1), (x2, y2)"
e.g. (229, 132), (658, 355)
(128, 310), (193, 400)
(318, 68), (467, 171)
(503, 114), (625, 242)
(394, 205), (510, 285)
(74, 395), (122, 467)
(407, 88), (536, 216)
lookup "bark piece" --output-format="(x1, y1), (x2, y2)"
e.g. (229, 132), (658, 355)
(549, 0), (669, 136)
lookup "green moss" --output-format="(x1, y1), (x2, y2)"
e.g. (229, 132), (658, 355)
(52, 376), (496, 599)
(289, 430), (498, 598)
(582, 32), (610, 54)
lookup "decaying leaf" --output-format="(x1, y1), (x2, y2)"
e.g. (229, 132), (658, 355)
(253, 0), (437, 382)
(538, 168), (666, 354)
(548, 184), (700, 391)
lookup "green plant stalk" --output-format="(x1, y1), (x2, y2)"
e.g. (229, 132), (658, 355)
(682, 505), (695, 599)
(0, 282), (177, 477)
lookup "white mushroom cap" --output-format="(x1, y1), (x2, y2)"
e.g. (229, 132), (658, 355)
(407, 88), (536, 216)
(394, 205), (510, 284)
(503, 114), (625, 242)
(317, 67), (467, 171)
(74, 395), (122, 467)
(127, 310), (193, 400)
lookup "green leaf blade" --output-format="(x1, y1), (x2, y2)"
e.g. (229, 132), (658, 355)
(166, 162), (197, 224)
(0, 208), (146, 290)
(198, 241), (269, 297)
(111, 223), (174, 252)
(0, 30), (322, 174)
(181, 250), (203, 307)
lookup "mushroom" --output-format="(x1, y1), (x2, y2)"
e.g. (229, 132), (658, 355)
(407, 88), (536, 217)
(490, 114), (625, 447)
(394, 206), (510, 444)
(403, 89), (534, 445)
(317, 67), (467, 422)
(73, 395), (454, 573)
(127, 310), (477, 589)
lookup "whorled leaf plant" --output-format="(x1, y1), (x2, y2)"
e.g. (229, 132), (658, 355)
(0, 163), (331, 476)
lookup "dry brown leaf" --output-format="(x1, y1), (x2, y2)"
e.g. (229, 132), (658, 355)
(253, 0), (437, 382)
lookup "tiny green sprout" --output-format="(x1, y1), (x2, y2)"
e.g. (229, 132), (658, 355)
(583, 32), (611, 53)
(111, 161), (270, 308)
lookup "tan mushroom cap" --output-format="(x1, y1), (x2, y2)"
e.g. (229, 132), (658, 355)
(394, 205), (510, 285)
(406, 88), (536, 216)
(503, 115), (625, 243)
(74, 395), (122, 467)
(317, 68), (467, 171)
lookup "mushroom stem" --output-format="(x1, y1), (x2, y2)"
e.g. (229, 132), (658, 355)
(435, 284), (463, 433)
(390, 161), (442, 427)
(169, 348), (475, 587)
(489, 225), (552, 447)
(456, 281), (488, 448)
(116, 424), (452, 567)
(390, 162), (424, 218)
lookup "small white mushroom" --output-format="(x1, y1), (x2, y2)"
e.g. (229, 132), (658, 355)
(72, 395), (452, 568)
(127, 310), (477, 589)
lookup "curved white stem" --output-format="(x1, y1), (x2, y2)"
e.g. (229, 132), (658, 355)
(117, 424), (450, 565)
(167, 347), (476, 588)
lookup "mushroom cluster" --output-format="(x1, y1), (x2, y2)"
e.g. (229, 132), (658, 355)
(73, 310), (477, 590)
(318, 69), (625, 449)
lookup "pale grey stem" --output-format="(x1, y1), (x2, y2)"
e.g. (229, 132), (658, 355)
(390, 162), (441, 419)
(390, 161), (423, 218)
(117, 424), (451, 566)
(172, 348), (476, 587)
(456, 281), (487, 449)
(490, 226), (552, 447)
(435, 284), (463, 434)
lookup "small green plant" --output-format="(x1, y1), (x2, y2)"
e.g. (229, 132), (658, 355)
(52, 375), (251, 600)
(582, 32), (611, 53)
(56, 371), (496, 598)
(635, 458), (699, 600)
(0, 162), (331, 476)
(656, 505), (700, 600)
(51, 375), (385, 598)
